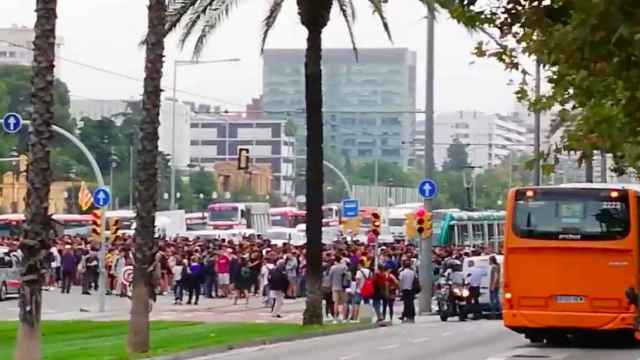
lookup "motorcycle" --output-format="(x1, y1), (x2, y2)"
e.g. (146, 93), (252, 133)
(437, 279), (471, 322)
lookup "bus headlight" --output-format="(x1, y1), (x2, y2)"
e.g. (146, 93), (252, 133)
(462, 289), (470, 297)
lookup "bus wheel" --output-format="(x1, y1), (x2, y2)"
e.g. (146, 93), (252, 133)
(526, 334), (544, 344)
(546, 334), (569, 346)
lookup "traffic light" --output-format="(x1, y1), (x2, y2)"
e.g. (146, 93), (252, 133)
(405, 212), (416, 239)
(415, 208), (426, 237)
(109, 218), (121, 240)
(424, 210), (433, 238)
(91, 209), (102, 242)
(237, 147), (250, 170)
(371, 211), (382, 236)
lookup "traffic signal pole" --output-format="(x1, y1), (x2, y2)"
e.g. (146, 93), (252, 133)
(419, 3), (436, 315)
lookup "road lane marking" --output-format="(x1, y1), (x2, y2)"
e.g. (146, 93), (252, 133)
(339, 353), (361, 360)
(419, 323), (437, 328)
(442, 331), (454, 336)
(411, 337), (430, 343)
(378, 344), (400, 350)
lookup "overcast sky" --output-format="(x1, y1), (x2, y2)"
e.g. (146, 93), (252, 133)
(1, 0), (521, 114)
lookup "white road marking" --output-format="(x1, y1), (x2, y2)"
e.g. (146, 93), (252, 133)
(339, 353), (361, 360)
(411, 337), (430, 343)
(378, 344), (400, 350)
(442, 331), (454, 336)
(419, 323), (437, 328)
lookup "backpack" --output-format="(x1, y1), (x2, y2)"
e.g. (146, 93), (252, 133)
(341, 270), (352, 289)
(412, 272), (422, 294)
(360, 271), (374, 299)
(240, 266), (251, 279)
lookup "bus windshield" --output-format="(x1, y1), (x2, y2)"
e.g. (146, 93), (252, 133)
(388, 218), (405, 227)
(271, 215), (289, 228)
(209, 207), (239, 222)
(513, 188), (630, 240)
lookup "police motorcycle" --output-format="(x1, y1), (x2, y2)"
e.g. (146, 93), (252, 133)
(437, 259), (471, 321)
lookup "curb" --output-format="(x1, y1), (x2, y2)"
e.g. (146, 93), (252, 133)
(150, 322), (387, 360)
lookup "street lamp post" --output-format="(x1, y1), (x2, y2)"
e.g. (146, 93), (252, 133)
(8, 148), (19, 213)
(169, 57), (241, 210)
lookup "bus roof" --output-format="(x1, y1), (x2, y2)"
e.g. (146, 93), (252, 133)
(449, 210), (505, 222)
(517, 183), (640, 192)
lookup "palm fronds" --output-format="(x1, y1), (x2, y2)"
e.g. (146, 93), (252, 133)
(368, 0), (392, 43)
(260, 0), (286, 54)
(337, 0), (358, 60)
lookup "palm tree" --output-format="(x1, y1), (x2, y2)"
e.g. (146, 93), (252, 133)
(15, 1), (58, 359)
(128, 0), (167, 353)
(166, 0), (401, 325)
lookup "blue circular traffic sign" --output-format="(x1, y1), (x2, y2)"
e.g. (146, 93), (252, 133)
(418, 179), (438, 199)
(2, 113), (23, 134)
(93, 186), (111, 208)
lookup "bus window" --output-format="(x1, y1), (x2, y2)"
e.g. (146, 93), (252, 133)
(472, 223), (484, 243)
(457, 223), (469, 245)
(514, 188), (630, 240)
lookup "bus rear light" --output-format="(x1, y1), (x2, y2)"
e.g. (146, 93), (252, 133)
(525, 190), (535, 198)
(610, 190), (620, 199)
(505, 292), (513, 301)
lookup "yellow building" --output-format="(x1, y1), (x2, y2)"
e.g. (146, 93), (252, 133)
(0, 156), (75, 214)
(213, 161), (272, 196)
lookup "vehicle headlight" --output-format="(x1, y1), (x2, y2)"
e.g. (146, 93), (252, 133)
(453, 288), (462, 296)
(462, 289), (470, 297)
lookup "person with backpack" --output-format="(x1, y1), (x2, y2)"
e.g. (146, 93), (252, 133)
(268, 259), (289, 318)
(398, 260), (417, 323)
(352, 258), (371, 321)
(322, 256), (335, 321)
(372, 264), (389, 323)
(329, 255), (351, 322)
(234, 256), (252, 305)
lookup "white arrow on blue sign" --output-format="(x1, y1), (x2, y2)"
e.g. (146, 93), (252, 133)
(418, 178), (438, 199)
(2, 113), (23, 134)
(341, 199), (359, 218)
(93, 186), (111, 208)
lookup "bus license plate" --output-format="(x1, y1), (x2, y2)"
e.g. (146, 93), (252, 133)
(556, 295), (584, 304)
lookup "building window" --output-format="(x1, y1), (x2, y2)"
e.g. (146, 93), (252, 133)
(200, 157), (216, 163)
(381, 149), (401, 157)
(381, 117), (400, 126)
(0, 51), (6, 58)
(190, 140), (200, 146)
(190, 123), (199, 128)
(8, 52), (16, 58)
(453, 122), (469, 129)
(454, 133), (470, 139)
(358, 149), (373, 157)
(201, 140), (217, 146)
(189, 157), (199, 163)
(200, 123), (217, 128)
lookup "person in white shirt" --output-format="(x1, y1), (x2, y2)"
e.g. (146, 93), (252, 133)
(351, 259), (370, 321)
(398, 260), (417, 323)
(466, 260), (487, 318)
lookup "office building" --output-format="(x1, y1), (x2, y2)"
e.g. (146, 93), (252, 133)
(414, 111), (528, 170)
(263, 48), (416, 168)
(70, 99), (193, 170)
(0, 25), (64, 77)
(189, 114), (295, 196)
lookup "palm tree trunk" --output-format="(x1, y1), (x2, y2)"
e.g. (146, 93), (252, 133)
(302, 24), (325, 326)
(15, 1), (57, 359)
(128, 0), (166, 353)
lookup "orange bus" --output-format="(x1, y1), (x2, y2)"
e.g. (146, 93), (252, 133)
(504, 184), (639, 343)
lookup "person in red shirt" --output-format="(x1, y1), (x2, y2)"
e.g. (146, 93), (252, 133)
(216, 249), (231, 297)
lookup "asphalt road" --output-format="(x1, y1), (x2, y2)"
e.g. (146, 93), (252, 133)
(190, 317), (640, 360)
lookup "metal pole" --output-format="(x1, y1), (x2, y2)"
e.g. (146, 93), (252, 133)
(600, 150), (607, 183)
(129, 144), (134, 208)
(533, 59), (541, 186)
(419, 3), (435, 315)
(585, 156), (594, 183)
(110, 163), (114, 210)
(374, 157), (379, 188)
(170, 60), (178, 210)
(22, 121), (107, 312)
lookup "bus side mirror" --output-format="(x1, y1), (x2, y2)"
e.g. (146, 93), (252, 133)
(625, 287), (638, 306)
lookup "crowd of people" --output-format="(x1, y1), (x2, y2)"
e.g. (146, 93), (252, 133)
(0, 232), (501, 322)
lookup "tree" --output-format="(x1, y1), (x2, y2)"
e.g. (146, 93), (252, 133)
(15, 1), (58, 359)
(166, 0), (410, 325)
(128, 0), (166, 354)
(441, 138), (470, 171)
(437, 1), (640, 173)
